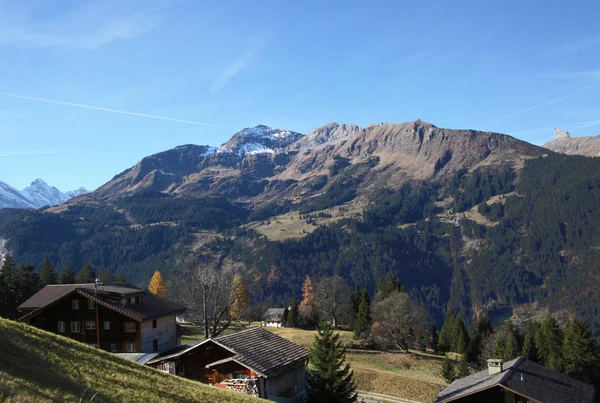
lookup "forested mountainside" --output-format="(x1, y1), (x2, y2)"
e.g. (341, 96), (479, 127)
(1, 121), (599, 337)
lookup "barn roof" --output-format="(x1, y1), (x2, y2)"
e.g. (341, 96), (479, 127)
(148, 327), (309, 378)
(435, 357), (596, 403)
(18, 283), (185, 322)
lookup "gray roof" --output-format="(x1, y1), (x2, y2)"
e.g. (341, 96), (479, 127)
(435, 357), (596, 403)
(263, 308), (286, 322)
(116, 353), (160, 365)
(18, 283), (185, 322)
(148, 327), (309, 378)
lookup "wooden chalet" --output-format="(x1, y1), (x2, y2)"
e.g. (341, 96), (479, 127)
(18, 283), (185, 354)
(435, 357), (596, 403)
(147, 327), (309, 402)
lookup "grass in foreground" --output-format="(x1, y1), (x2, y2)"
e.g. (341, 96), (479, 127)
(0, 318), (258, 403)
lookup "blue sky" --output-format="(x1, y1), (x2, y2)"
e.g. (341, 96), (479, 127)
(0, 0), (598, 191)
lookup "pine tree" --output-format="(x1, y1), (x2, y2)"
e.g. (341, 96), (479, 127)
(535, 316), (564, 371)
(441, 358), (455, 383)
(307, 320), (357, 403)
(375, 273), (403, 300)
(60, 265), (76, 284)
(14, 265), (40, 308)
(430, 323), (440, 353)
(148, 270), (169, 298)
(439, 310), (456, 352)
(287, 297), (299, 327)
(0, 254), (17, 318)
(229, 274), (249, 320)
(353, 289), (370, 338)
(350, 284), (361, 324)
(493, 322), (520, 361)
(39, 257), (58, 287)
(522, 320), (540, 362)
(75, 263), (96, 284)
(562, 317), (600, 383)
(97, 266), (116, 283)
(456, 361), (470, 378)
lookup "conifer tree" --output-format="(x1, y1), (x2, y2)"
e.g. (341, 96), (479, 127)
(374, 273), (403, 300)
(350, 284), (361, 324)
(441, 358), (455, 383)
(60, 264), (76, 284)
(97, 266), (116, 283)
(300, 275), (318, 326)
(353, 289), (370, 338)
(493, 321), (520, 361)
(148, 270), (169, 298)
(229, 274), (249, 320)
(15, 265), (40, 308)
(535, 316), (564, 371)
(75, 263), (96, 284)
(430, 323), (440, 353)
(39, 257), (58, 287)
(287, 297), (299, 327)
(307, 320), (357, 403)
(0, 254), (16, 318)
(456, 361), (470, 378)
(522, 320), (540, 362)
(562, 317), (600, 383)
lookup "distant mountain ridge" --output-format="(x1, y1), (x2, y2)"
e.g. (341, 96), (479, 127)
(0, 178), (88, 209)
(543, 128), (600, 157)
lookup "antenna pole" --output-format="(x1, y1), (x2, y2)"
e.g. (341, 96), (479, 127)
(95, 279), (101, 349)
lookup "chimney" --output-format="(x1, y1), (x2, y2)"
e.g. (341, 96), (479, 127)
(487, 359), (503, 375)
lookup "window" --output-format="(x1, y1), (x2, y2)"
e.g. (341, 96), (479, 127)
(124, 322), (136, 333)
(129, 296), (135, 305)
(87, 299), (95, 310)
(152, 319), (157, 329)
(153, 339), (158, 352)
(70, 321), (80, 333)
(57, 321), (65, 333)
(110, 343), (117, 352)
(85, 320), (96, 330)
(72, 299), (79, 310)
(126, 343), (136, 352)
(103, 321), (111, 330)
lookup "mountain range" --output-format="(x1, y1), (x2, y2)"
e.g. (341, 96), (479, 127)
(1, 120), (600, 337)
(543, 128), (600, 157)
(0, 179), (88, 209)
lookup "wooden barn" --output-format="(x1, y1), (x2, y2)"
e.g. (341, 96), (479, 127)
(147, 327), (309, 402)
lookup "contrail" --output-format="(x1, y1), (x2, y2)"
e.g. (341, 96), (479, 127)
(0, 92), (219, 127)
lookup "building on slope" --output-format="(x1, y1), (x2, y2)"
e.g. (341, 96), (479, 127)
(435, 357), (596, 403)
(18, 282), (185, 354)
(262, 308), (287, 328)
(147, 326), (309, 402)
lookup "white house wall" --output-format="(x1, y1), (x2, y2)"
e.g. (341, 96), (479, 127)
(140, 314), (177, 353)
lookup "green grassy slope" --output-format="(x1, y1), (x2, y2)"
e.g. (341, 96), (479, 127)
(0, 318), (259, 403)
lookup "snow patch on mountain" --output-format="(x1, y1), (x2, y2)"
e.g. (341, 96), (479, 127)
(217, 125), (304, 157)
(0, 179), (89, 209)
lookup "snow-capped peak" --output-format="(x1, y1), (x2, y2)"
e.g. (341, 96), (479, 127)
(217, 125), (304, 157)
(0, 179), (89, 209)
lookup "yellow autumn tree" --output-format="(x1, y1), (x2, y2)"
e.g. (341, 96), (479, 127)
(230, 274), (249, 321)
(148, 270), (169, 298)
(299, 275), (317, 324)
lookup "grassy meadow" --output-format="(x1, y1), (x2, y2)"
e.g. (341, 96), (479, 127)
(0, 318), (259, 403)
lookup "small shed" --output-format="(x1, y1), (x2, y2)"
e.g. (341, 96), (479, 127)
(262, 308), (287, 328)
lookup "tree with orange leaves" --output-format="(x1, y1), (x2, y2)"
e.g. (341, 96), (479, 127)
(300, 275), (318, 326)
(148, 270), (169, 298)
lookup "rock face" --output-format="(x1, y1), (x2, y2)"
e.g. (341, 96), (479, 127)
(85, 121), (547, 206)
(543, 129), (600, 157)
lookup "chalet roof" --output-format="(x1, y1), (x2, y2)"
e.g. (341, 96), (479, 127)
(263, 308), (286, 322)
(116, 353), (160, 365)
(148, 327), (309, 378)
(435, 357), (596, 403)
(214, 327), (308, 378)
(18, 283), (185, 323)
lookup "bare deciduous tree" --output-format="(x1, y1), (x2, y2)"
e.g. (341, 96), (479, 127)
(372, 291), (427, 353)
(174, 260), (237, 338)
(315, 275), (350, 328)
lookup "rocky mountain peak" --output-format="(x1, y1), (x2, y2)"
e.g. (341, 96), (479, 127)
(298, 122), (361, 148)
(218, 125), (304, 156)
(554, 128), (571, 139)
